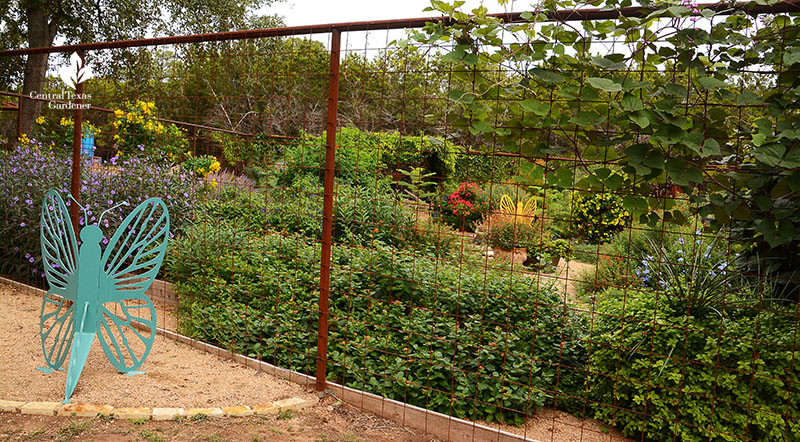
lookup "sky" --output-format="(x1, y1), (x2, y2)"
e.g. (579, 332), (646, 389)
(260, 0), (529, 27)
(258, 0), (531, 50)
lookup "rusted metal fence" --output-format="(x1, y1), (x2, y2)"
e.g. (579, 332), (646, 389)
(2, 2), (800, 441)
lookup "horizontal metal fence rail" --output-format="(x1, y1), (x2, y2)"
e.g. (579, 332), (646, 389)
(0, 0), (799, 57)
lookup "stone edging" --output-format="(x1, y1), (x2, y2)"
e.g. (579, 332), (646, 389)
(0, 397), (318, 420)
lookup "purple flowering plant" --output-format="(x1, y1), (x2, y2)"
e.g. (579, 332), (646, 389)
(0, 142), (203, 284)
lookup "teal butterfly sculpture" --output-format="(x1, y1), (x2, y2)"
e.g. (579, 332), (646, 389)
(37, 189), (170, 403)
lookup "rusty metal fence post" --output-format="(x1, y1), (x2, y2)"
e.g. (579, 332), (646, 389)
(68, 50), (85, 234)
(316, 29), (341, 392)
(16, 95), (22, 142)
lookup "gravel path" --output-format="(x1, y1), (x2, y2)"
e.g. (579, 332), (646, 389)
(0, 282), (314, 408)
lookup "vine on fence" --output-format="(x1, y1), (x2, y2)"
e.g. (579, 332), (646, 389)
(408, 0), (800, 292)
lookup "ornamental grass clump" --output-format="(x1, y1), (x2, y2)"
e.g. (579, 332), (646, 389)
(636, 228), (746, 316)
(480, 214), (538, 249)
(0, 145), (204, 284)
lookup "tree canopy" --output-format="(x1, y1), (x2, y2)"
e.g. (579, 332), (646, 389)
(0, 0), (283, 134)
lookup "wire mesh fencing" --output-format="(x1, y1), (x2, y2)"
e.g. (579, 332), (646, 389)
(1, 1), (799, 441)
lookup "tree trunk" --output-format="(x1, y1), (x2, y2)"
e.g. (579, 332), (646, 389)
(19, 3), (58, 137)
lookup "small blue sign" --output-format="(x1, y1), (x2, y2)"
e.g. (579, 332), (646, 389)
(80, 134), (95, 157)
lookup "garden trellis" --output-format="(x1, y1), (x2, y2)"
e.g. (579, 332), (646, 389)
(1, 1), (800, 441)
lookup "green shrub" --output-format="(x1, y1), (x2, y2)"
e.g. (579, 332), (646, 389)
(590, 287), (799, 442)
(388, 216), (467, 259)
(362, 130), (463, 178)
(195, 181), (452, 257)
(451, 152), (519, 183)
(569, 189), (630, 244)
(168, 222), (588, 425)
(277, 128), (464, 188)
(482, 215), (539, 249)
(195, 176), (323, 237)
(212, 131), (281, 167)
(543, 189), (572, 238)
(333, 183), (415, 245)
(277, 130), (383, 188)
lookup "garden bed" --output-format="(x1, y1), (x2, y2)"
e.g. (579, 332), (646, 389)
(2, 280), (640, 442)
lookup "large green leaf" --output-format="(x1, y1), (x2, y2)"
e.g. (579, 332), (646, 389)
(520, 98), (550, 116)
(736, 92), (763, 106)
(665, 158), (703, 186)
(752, 144), (786, 167)
(587, 77), (622, 92)
(529, 67), (564, 83)
(546, 167), (575, 188)
(621, 93), (644, 112)
(591, 56), (626, 71)
(696, 76), (728, 90)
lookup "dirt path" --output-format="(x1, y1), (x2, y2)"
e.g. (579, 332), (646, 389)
(0, 283), (311, 408)
(509, 259), (597, 305)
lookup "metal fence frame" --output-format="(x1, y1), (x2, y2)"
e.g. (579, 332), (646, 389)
(2, 2), (800, 440)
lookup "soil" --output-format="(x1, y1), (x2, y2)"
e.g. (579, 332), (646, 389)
(483, 408), (632, 442)
(1, 280), (632, 442)
(0, 283), (310, 408)
(0, 397), (440, 442)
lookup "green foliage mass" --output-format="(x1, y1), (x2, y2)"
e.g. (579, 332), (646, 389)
(411, 0), (800, 294)
(278, 128), (466, 189)
(569, 190), (631, 244)
(194, 180), (466, 258)
(167, 221), (588, 425)
(590, 287), (799, 442)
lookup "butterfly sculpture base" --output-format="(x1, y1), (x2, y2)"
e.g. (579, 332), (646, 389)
(38, 190), (169, 403)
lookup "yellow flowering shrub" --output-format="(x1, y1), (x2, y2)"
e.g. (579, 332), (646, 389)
(183, 153), (222, 188)
(569, 190), (630, 244)
(28, 115), (99, 150)
(112, 100), (187, 161)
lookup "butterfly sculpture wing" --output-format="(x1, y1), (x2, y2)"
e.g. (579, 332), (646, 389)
(95, 198), (169, 372)
(39, 190), (80, 371)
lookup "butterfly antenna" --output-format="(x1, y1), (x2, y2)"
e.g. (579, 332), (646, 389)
(98, 201), (129, 225)
(65, 194), (89, 222)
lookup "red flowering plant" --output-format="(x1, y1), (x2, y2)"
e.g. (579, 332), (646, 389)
(443, 182), (488, 231)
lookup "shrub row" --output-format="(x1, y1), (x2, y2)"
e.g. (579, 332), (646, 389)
(166, 222), (588, 425)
